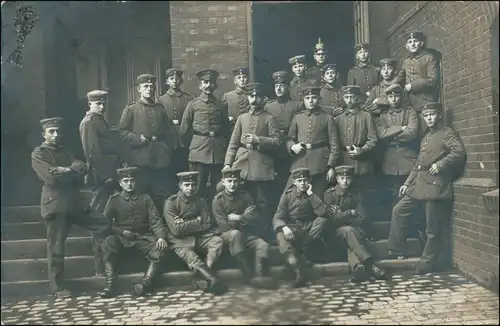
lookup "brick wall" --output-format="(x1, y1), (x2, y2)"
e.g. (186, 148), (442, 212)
(381, 1), (499, 289)
(169, 1), (250, 96)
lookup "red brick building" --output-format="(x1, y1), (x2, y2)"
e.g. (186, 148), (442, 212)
(1, 1), (498, 289)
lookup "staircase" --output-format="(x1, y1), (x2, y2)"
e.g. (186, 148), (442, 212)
(1, 191), (422, 297)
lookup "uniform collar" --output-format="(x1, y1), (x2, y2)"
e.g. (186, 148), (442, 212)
(234, 88), (245, 95)
(345, 107), (361, 116)
(294, 187), (309, 198)
(41, 142), (62, 151)
(178, 190), (195, 203)
(139, 98), (156, 106)
(322, 83), (339, 91)
(380, 80), (393, 88)
(222, 189), (239, 200)
(121, 191), (138, 201)
(306, 107), (321, 116)
(428, 121), (444, 133)
(408, 48), (429, 59)
(199, 93), (215, 103)
(358, 62), (372, 68)
(249, 106), (264, 115)
(292, 75), (308, 83)
(389, 106), (403, 113)
(167, 88), (183, 97)
(334, 184), (351, 196)
(277, 95), (290, 103)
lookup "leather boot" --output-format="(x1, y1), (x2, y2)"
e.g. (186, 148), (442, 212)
(234, 253), (254, 283)
(99, 258), (116, 298)
(193, 264), (228, 296)
(250, 257), (276, 289)
(286, 253), (307, 288)
(133, 261), (160, 296)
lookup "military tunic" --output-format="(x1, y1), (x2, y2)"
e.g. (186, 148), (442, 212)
(347, 64), (380, 103)
(101, 192), (168, 262)
(320, 83), (344, 117)
(307, 65), (325, 85)
(221, 89), (251, 124)
(164, 192), (223, 269)
(289, 76), (310, 102)
(362, 80), (411, 115)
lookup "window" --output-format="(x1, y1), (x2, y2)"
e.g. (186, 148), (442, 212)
(354, 1), (370, 45)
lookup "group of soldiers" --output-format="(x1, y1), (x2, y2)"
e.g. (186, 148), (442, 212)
(31, 31), (466, 299)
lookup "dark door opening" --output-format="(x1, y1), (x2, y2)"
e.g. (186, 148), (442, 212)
(251, 1), (355, 97)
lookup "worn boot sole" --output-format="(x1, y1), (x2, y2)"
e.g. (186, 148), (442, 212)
(55, 289), (72, 299)
(351, 265), (368, 283)
(132, 284), (149, 296)
(209, 281), (228, 296)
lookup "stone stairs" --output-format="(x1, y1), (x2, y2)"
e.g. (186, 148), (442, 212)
(1, 191), (423, 297)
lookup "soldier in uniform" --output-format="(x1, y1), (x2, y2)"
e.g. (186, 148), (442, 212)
(158, 68), (194, 188)
(79, 90), (121, 214)
(286, 85), (339, 198)
(388, 102), (465, 275)
(307, 38), (328, 85)
(164, 171), (228, 295)
(118, 74), (177, 212)
(289, 55), (311, 102)
(320, 64), (344, 117)
(179, 69), (231, 201)
(396, 32), (439, 112)
(212, 168), (276, 289)
(264, 71), (302, 212)
(324, 165), (387, 282)
(99, 167), (168, 298)
(273, 168), (330, 288)
(31, 117), (110, 298)
(347, 43), (380, 103)
(222, 67), (251, 127)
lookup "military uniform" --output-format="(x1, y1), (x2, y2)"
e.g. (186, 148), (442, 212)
(388, 103), (466, 274)
(100, 167), (168, 297)
(79, 90), (122, 213)
(286, 86), (340, 198)
(289, 55), (310, 102)
(158, 68), (194, 184)
(324, 165), (386, 281)
(306, 38), (328, 85)
(118, 74), (177, 209)
(348, 43), (380, 103)
(222, 67), (251, 127)
(179, 69), (231, 200)
(320, 64), (344, 117)
(31, 118), (110, 295)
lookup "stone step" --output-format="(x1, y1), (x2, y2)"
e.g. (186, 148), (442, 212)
(0, 239), (421, 283)
(0, 258), (421, 298)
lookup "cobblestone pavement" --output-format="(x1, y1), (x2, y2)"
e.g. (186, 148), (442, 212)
(1, 272), (498, 325)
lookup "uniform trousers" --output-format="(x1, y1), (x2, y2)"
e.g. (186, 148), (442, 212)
(45, 210), (110, 292)
(273, 157), (292, 210)
(139, 166), (172, 213)
(189, 162), (223, 202)
(220, 229), (269, 258)
(101, 234), (164, 262)
(380, 175), (408, 221)
(172, 233), (224, 270)
(336, 225), (375, 270)
(90, 179), (119, 213)
(276, 217), (329, 255)
(169, 148), (189, 190)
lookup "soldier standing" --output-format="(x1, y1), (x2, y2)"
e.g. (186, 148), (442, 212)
(347, 43), (380, 103)
(307, 38), (328, 85)
(222, 67), (251, 127)
(158, 68), (194, 189)
(179, 69), (231, 201)
(79, 90), (121, 213)
(388, 102), (465, 275)
(319, 64), (344, 117)
(273, 168), (330, 288)
(212, 168), (276, 289)
(223, 82), (281, 240)
(99, 167), (168, 298)
(118, 74), (177, 212)
(164, 171), (228, 295)
(31, 117), (110, 298)
(286, 85), (339, 198)
(289, 55), (310, 102)
(324, 165), (387, 282)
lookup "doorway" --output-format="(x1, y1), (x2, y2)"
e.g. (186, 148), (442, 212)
(251, 1), (355, 96)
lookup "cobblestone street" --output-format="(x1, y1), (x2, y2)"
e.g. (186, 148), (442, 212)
(1, 272), (498, 325)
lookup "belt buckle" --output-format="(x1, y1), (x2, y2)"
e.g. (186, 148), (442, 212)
(151, 136), (157, 141)
(209, 131), (215, 137)
(173, 119), (179, 125)
(417, 164), (422, 170)
(305, 143), (312, 149)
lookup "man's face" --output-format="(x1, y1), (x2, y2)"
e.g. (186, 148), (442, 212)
(180, 181), (196, 197)
(292, 63), (306, 77)
(234, 74), (248, 89)
(43, 127), (62, 146)
(222, 177), (240, 194)
(313, 52), (327, 65)
(422, 110), (440, 128)
(293, 177), (310, 192)
(199, 79), (216, 95)
(137, 83), (156, 99)
(343, 94), (359, 108)
(387, 93), (402, 108)
(248, 94), (264, 108)
(406, 38), (424, 53)
(88, 100), (105, 115)
(119, 177), (136, 193)
(336, 175), (353, 189)
(166, 75), (182, 90)
(275, 83), (289, 97)
(381, 66), (395, 81)
(323, 69), (338, 84)
(303, 94), (320, 110)
(356, 49), (370, 62)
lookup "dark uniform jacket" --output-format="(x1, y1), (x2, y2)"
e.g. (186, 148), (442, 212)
(404, 123), (466, 201)
(164, 192), (217, 249)
(307, 65), (325, 85)
(289, 76), (310, 102)
(212, 190), (261, 236)
(376, 107), (419, 176)
(31, 143), (88, 219)
(158, 88), (194, 145)
(396, 49), (438, 111)
(225, 108), (281, 181)
(221, 89), (251, 122)
(104, 191), (167, 243)
(118, 99), (176, 169)
(179, 93), (231, 164)
(335, 107), (378, 176)
(362, 80), (411, 115)
(79, 112), (121, 184)
(272, 187), (329, 232)
(324, 184), (367, 231)
(320, 83), (344, 117)
(347, 64), (380, 103)
(287, 108), (339, 176)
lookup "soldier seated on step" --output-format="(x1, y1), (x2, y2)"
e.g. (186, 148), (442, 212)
(272, 168), (330, 288)
(324, 165), (387, 283)
(212, 168), (276, 289)
(100, 167), (169, 298)
(164, 171), (228, 295)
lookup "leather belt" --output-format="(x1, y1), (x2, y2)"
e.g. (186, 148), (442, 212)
(302, 140), (329, 150)
(416, 164), (431, 171)
(193, 130), (221, 137)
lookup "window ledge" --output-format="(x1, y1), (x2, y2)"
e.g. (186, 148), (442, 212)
(482, 188), (499, 213)
(388, 1), (430, 37)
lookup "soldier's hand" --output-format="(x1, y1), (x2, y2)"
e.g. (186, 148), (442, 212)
(373, 98), (379, 105)
(49, 167), (72, 174)
(429, 163), (440, 175)
(122, 230), (134, 240)
(326, 168), (335, 183)
(246, 134), (260, 144)
(348, 145), (361, 157)
(401, 126), (408, 131)
(282, 226), (294, 240)
(156, 238), (168, 251)
(228, 213), (241, 221)
(243, 205), (256, 215)
(140, 134), (149, 144)
(350, 209), (358, 216)
(104, 177), (115, 186)
(229, 116), (235, 122)
(291, 143), (304, 155)
(329, 205), (340, 215)
(222, 165), (231, 173)
(399, 185), (408, 197)
(332, 107), (344, 116)
(405, 83), (412, 92)
(306, 184), (313, 196)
